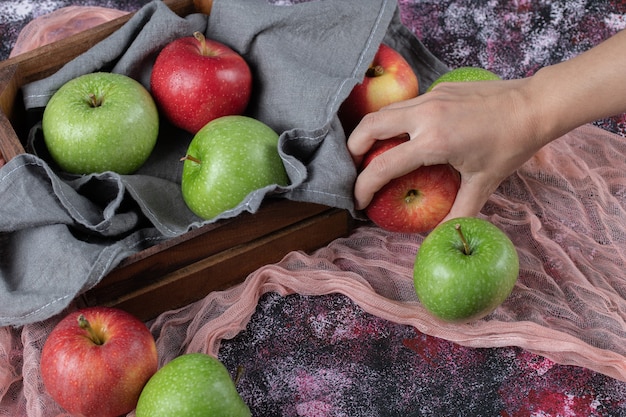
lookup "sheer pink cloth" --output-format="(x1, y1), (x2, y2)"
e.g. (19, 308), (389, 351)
(154, 124), (626, 380)
(1, 124), (625, 416)
(8, 6), (129, 58)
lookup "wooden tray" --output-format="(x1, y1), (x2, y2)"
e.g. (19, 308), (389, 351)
(0, 0), (353, 321)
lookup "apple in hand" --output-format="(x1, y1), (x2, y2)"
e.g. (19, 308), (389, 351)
(40, 306), (158, 417)
(339, 43), (419, 134)
(181, 115), (289, 220)
(136, 352), (251, 417)
(151, 31), (252, 134)
(42, 72), (159, 174)
(413, 217), (519, 322)
(360, 135), (460, 234)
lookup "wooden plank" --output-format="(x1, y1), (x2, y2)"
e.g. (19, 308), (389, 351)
(94, 200), (331, 288)
(80, 208), (352, 321)
(0, 64), (26, 161)
(0, 0), (200, 87)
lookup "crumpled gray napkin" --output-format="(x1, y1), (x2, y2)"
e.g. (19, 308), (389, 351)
(0, 0), (447, 326)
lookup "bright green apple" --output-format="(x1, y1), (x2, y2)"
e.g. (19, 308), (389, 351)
(135, 353), (251, 417)
(42, 72), (159, 174)
(427, 66), (501, 92)
(181, 115), (289, 220)
(413, 217), (519, 322)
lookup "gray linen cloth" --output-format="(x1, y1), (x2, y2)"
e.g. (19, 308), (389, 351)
(0, 0), (447, 326)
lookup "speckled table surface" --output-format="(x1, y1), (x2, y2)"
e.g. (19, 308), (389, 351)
(2, 1), (626, 415)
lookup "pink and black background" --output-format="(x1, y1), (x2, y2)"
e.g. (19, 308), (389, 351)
(2, 0), (626, 415)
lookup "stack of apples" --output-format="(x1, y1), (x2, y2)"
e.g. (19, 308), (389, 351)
(41, 31), (289, 221)
(341, 46), (519, 323)
(339, 43), (461, 235)
(37, 33), (288, 414)
(153, 32), (289, 220)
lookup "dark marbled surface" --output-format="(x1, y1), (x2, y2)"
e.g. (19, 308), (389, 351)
(3, 1), (626, 415)
(220, 291), (626, 416)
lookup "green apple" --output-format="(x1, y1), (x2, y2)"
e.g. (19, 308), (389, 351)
(42, 72), (159, 174)
(181, 115), (289, 220)
(427, 66), (501, 92)
(413, 217), (519, 322)
(135, 353), (251, 417)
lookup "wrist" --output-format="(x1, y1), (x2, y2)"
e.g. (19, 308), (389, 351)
(520, 65), (582, 146)
(504, 74), (558, 155)
(524, 30), (626, 141)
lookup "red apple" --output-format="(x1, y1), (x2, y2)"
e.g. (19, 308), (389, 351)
(361, 136), (460, 234)
(150, 31), (252, 134)
(40, 307), (158, 417)
(339, 43), (419, 134)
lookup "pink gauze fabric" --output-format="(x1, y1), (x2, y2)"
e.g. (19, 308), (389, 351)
(0, 123), (625, 416)
(146, 123), (626, 381)
(9, 6), (129, 58)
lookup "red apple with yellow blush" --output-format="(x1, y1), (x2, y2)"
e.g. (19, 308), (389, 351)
(339, 43), (419, 134)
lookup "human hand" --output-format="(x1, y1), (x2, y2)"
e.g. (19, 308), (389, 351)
(346, 77), (547, 222)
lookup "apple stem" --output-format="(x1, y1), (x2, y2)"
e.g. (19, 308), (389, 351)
(455, 223), (472, 255)
(234, 365), (245, 386)
(194, 31), (211, 56)
(87, 93), (102, 108)
(365, 65), (385, 78)
(405, 189), (419, 204)
(78, 315), (104, 345)
(180, 154), (202, 164)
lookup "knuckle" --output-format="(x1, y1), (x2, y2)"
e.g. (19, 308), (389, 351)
(365, 152), (394, 177)
(357, 111), (386, 131)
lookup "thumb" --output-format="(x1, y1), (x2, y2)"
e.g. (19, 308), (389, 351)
(439, 175), (499, 223)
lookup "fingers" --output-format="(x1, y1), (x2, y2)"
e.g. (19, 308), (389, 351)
(345, 79), (531, 225)
(346, 105), (417, 166)
(347, 99), (442, 210)
(352, 138), (425, 209)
